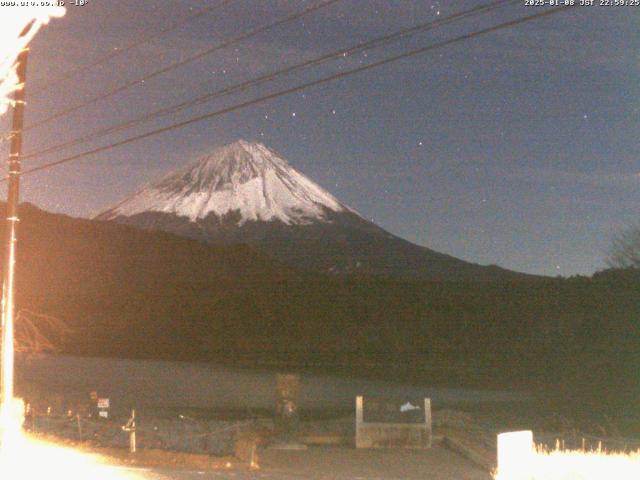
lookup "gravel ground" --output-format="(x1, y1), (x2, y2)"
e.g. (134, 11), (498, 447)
(255, 444), (490, 480)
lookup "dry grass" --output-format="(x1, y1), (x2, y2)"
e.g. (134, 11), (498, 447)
(494, 445), (640, 480)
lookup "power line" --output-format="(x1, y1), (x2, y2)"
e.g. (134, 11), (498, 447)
(18, 5), (574, 178)
(13, 5), (575, 182)
(24, 0), (342, 131)
(23, 0), (520, 161)
(29, 0), (235, 97)
(24, 0), (517, 160)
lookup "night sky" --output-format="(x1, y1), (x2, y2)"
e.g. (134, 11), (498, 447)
(1, 0), (638, 277)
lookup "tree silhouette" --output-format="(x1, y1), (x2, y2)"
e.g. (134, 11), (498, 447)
(607, 225), (640, 269)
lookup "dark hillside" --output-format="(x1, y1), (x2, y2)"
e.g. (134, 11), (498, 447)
(1, 204), (639, 430)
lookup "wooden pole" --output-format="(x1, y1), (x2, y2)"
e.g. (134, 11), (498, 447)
(1, 46), (28, 407)
(76, 414), (82, 441)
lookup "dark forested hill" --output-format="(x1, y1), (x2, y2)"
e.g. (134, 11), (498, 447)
(3, 203), (640, 425)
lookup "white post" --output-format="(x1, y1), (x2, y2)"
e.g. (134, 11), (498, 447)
(496, 430), (534, 480)
(129, 409), (136, 454)
(355, 396), (364, 449)
(424, 398), (432, 448)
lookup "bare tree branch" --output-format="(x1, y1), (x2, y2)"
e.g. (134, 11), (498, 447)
(607, 225), (640, 269)
(14, 308), (71, 354)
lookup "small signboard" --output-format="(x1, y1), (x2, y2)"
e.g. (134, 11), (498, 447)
(97, 398), (110, 419)
(356, 396), (432, 449)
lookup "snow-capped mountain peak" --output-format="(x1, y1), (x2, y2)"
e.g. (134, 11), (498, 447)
(98, 140), (350, 225)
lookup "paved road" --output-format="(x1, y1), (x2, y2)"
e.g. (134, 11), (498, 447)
(103, 465), (294, 479)
(101, 465), (260, 479)
(104, 445), (491, 480)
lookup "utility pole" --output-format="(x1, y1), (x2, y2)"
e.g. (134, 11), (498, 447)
(0, 45), (29, 408)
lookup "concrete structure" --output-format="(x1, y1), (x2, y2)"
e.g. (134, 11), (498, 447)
(355, 396), (432, 449)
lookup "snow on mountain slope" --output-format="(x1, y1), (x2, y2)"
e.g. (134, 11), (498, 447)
(96, 140), (531, 280)
(99, 140), (350, 225)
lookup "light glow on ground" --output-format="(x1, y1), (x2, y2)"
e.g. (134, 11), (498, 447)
(0, 399), (142, 479)
(1, 431), (144, 480)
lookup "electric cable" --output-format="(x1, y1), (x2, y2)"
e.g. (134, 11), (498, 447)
(29, 0), (236, 96)
(10, 5), (575, 182)
(24, 0), (343, 131)
(23, 0), (520, 161)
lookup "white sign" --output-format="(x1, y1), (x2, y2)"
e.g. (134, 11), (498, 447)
(97, 398), (110, 409)
(400, 402), (421, 413)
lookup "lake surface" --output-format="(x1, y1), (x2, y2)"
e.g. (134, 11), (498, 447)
(16, 353), (526, 416)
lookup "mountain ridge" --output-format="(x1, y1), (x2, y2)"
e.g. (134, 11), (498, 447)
(97, 140), (534, 281)
(98, 140), (351, 226)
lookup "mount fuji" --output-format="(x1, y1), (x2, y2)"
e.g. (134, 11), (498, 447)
(96, 140), (524, 280)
